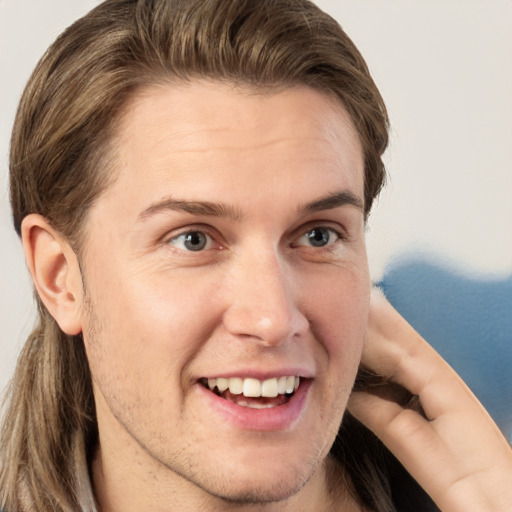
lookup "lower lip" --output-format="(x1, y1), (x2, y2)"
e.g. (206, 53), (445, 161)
(196, 380), (311, 431)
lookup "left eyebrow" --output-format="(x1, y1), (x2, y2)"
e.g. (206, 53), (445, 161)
(298, 190), (364, 215)
(137, 197), (244, 222)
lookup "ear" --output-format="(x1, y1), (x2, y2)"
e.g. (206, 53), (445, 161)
(21, 214), (84, 335)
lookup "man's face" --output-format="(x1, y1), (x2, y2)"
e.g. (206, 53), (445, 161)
(79, 82), (370, 504)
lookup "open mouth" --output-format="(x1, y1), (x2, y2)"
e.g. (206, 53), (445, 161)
(200, 376), (300, 409)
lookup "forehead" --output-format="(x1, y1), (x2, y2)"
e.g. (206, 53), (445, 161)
(93, 81), (364, 222)
(118, 81), (362, 157)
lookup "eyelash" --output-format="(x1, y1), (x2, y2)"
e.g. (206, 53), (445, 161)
(293, 226), (345, 249)
(165, 224), (346, 254)
(165, 225), (220, 253)
(168, 230), (215, 252)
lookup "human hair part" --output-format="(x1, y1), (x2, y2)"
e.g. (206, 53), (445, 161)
(2, 1), (396, 511)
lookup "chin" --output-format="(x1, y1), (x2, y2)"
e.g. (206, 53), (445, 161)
(183, 447), (322, 506)
(199, 471), (309, 505)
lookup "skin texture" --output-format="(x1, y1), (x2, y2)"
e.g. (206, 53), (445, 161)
(20, 81), (512, 512)
(35, 82), (370, 511)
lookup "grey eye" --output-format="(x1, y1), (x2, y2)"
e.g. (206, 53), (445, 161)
(169, 231), (212, 251)
(308, 228), (330, 247)
(297, 227), (338, 248)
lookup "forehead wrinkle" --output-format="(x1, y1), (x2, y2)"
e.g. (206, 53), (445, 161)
(122, 85), (358, 157)
(146, 128), (339, 157)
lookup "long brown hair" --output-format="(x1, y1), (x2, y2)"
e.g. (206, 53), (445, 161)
(1, 1), (418, 510)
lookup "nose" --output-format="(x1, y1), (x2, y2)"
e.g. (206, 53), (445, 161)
(222, 248), (309, 347)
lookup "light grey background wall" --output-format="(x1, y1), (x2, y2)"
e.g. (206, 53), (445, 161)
(1, 1), (511, 412)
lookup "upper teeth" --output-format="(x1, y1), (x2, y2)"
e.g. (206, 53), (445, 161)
(207, 376), (300, 398)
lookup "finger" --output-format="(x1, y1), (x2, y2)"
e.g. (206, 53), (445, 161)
(362, 288), (509, 456)
(361, 288), (489, 422)
(348, 391), (498, 512)
(350, 288), (512, 511)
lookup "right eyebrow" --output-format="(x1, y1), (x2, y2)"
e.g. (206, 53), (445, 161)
(298, 190), (364, 215)
(136, 197), (245, 222)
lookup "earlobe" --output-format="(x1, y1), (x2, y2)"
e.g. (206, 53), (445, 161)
(21, 214), (84, 335)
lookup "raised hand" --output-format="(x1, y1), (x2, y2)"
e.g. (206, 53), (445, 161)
(349, 288), (512, 512)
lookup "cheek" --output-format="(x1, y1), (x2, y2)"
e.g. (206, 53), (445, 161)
(309, 265), (370, 346)
(82, 266), (225, 386)
(305, 265), (370, 400)
(306, 269), (369, 453)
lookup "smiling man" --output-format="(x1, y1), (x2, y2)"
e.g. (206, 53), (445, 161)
(1, 1), (511, 512)
(82, 82), (369, 510)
